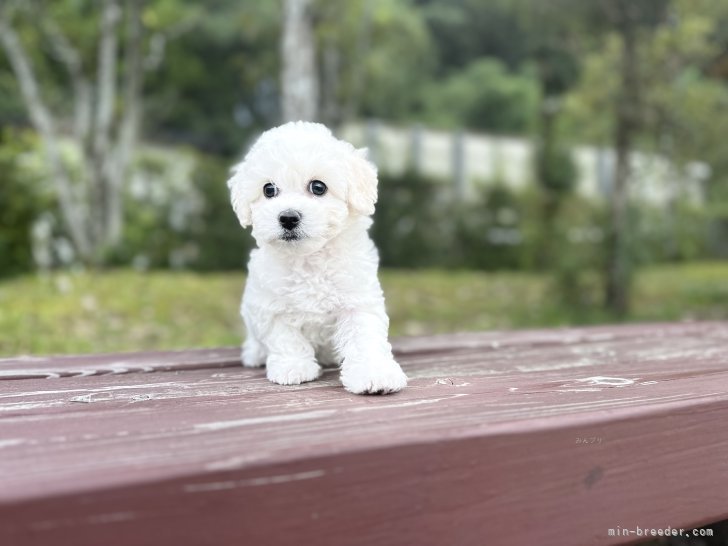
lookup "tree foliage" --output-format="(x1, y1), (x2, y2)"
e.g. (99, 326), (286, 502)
(420, 58), (539, 133)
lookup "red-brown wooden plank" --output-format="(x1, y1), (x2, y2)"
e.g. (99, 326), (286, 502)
(1, 322), (727, 545)
(0, 347), (241, 380)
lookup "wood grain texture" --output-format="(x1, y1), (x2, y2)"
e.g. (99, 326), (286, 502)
(1, 322), (727, 546)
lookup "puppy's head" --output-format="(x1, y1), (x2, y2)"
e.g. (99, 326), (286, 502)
(228, 122), (377, 253)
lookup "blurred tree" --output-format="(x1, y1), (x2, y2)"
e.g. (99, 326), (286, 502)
(602, 1), (663, 317)
(0, 129), (46, 277)
(516, 1), (581, 271)
(315, 0), (434, 125)
(641, 0), (728, 261)
(565, 0), (726, 315)
(314, 0), (372, 125)
(142, 1), (279, 154)
(420, 58), (538, 133)
(0, 0), (196, 264)
(413, 0), (539, 132)
(532, 118), (577, 268)
(417, 0), (530, 74)
(281, 0), (318, 121)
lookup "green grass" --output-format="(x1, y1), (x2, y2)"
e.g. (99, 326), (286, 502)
(1, 262), (726, 356)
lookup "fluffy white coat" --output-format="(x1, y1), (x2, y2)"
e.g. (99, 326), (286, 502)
(227, 121), (407, 394)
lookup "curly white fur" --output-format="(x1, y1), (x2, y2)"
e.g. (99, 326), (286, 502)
(227, 121), (407, 394)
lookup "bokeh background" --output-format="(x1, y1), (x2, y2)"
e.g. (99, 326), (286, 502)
(1, 0), (727, 356)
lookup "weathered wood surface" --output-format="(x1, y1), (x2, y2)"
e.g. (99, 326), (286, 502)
(1, 321), (727, 546)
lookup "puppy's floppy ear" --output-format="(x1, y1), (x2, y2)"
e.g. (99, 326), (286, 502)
(347, 147), (378, 216)
(227, 161), (254, 228)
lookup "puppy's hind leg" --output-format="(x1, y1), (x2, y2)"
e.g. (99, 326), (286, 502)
(241, 337), (267, 368)
(315, 343), (342, 368)
(241, 311), (266, 367)
(264, 321), (321, 385)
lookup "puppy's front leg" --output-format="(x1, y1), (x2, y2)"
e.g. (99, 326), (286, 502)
(336, 310), (408, 394)
(264, 321), (321, 386)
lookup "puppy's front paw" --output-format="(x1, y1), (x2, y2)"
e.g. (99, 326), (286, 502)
(341, 359), (408, 395)
(266, 357), (321, 386)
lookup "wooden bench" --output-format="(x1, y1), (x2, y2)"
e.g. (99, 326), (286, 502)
(2, 322), (727, 545)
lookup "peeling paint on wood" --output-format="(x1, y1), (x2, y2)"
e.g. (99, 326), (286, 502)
(1, 322), (728, 546)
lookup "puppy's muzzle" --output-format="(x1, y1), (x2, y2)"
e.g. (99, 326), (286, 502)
(278, 209), (302, 231)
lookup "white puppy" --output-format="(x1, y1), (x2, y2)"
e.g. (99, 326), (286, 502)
(227, 121), (407, 394)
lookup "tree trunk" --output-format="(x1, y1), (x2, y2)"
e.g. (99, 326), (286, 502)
(0, 13), (92, 260)
(281, 0), (318, 122)
(605, 2), (640, 317)
(1, 1), (153, 265)
(341, 1), (372, 123)
(89, 0), (122, 261)
(536, 96), (560, 269)
(319, 42), (340, 127)
(109, 0), (145, 247)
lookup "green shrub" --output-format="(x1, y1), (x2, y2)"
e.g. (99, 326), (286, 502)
(372, 169), (451, 268)
(453, 183), (530, 270)
(634, 203), (712, 263)
(374, 171), (535, 270)
(187, 156), (255, 270)
(106, 154), (189, 268)
(107, 153), (254, 270)
(534, 141), (577, 195)
(549, 195), (607, 314)
(0, 129), (46, 278)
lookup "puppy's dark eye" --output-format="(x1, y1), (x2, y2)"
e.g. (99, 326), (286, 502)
(263, 182), (278, 198)
(309, 180), (327, 196)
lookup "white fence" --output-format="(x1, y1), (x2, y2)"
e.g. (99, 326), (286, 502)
(339, 121), (709, 207)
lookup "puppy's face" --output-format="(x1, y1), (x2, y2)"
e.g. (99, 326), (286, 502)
(228, 122), (377, 254)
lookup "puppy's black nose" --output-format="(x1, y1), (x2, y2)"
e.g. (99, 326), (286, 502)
(278, 209), (301, 231)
